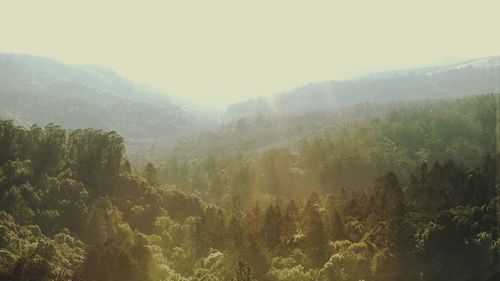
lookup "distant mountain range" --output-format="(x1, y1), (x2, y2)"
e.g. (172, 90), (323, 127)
(0, 53), (216, 139)
(1, 53), (498, 155)
(224, 56), (500, 120)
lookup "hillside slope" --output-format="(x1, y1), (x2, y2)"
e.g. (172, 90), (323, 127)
(0, 53), (217, 139)
(224, 56), (500, 120)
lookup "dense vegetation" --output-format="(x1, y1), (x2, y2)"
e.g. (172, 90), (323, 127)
(0, 94), (498, 281)
(2, 54), (499, 163)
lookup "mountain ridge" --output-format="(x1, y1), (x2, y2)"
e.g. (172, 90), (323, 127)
(0, 53), (217, 140)
(223, 56), (500, 120)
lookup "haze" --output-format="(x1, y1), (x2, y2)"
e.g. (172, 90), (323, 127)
(1, 0), (498, 106)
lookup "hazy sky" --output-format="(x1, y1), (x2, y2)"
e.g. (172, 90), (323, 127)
(1, 0), (499, 106)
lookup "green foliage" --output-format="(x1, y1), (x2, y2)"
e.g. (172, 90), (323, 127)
(0, 211), (85, 280)
(0, 94), (497, 280)
(66, 129), (125, 193)
(81, 227), (153, 281)
(143, 163), (159, 186)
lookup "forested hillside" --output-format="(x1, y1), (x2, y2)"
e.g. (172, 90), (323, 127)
(224, 57), (500, 120)
(0, 54), (217, 140)
(0, 94), (498, 281)
(2, 54), (498, 163)
(173, 95), (495, 168)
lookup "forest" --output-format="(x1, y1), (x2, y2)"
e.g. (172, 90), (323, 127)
(0, 94), (498, 281)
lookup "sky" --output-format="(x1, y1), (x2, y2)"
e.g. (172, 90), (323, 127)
(0, 0), (499, 106)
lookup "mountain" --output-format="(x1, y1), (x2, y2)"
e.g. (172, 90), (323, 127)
(224, 56), (500, 120)
(0, 53), (217, 139)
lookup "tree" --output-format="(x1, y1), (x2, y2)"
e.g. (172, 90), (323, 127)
(81, 229), (153, 281)
(263, 204), (281, 249)
(30, 124), (66, 179)
(142, 163), (159, 186)
(248, 201), (262, 239)
(0, 120), (18, 166)
(282, 200), (300, 242)
(66, 129), (125, 194)
(304, 194), (326, 267)
(232, 260), (252, 281)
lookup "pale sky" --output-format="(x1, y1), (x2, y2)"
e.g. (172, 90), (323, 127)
(0, 0), (499, 106)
